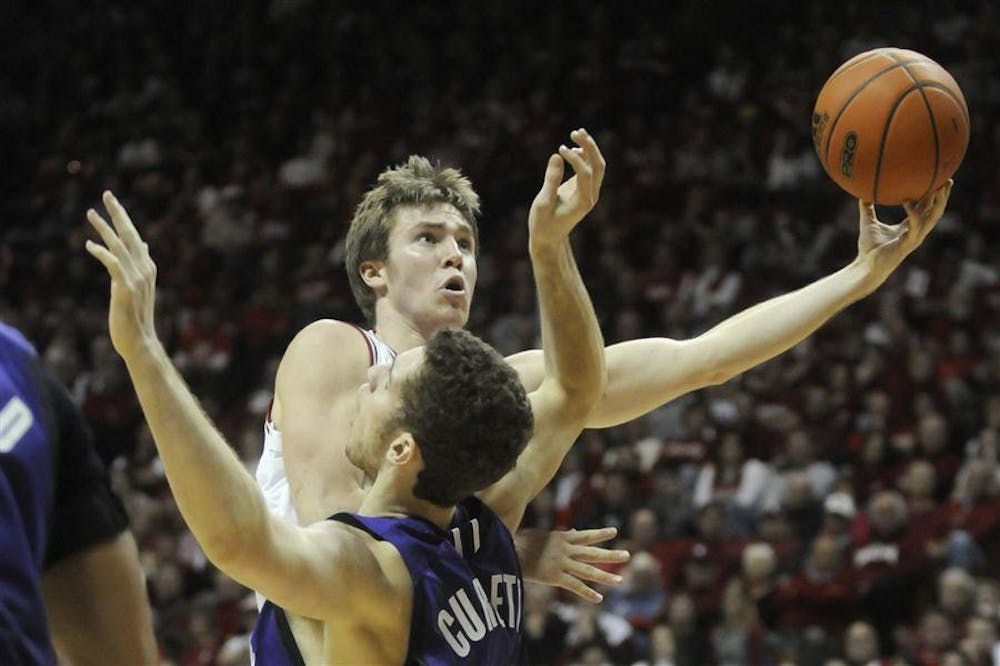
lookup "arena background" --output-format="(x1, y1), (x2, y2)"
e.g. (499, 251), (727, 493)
(2, 2), (998, 664)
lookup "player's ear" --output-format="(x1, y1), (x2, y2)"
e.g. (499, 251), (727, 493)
(359, 260), (387, 293)
(386, 432), (416, 466)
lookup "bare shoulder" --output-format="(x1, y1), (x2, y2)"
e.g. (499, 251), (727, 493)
(275, 319), (372, 402)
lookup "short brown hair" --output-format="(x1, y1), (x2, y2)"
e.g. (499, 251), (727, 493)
(395, 328), (532, 507)
(344, 156), (481, 326)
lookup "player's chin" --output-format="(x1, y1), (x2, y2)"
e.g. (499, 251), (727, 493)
(437, 302), (470, 328)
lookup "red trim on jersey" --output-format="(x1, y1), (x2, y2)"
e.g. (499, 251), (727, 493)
(347, 323), (376, 367)
(265, 398), (274, 421)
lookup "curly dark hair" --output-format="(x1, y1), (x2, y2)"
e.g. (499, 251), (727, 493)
(395, 328), (533, 507)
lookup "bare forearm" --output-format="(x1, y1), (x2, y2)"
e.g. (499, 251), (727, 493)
(697, 261), (869, 374)
(123, 339), (268, 562)
(43, 532), (158, 665)
(530, 239), (605, 404)
(590, 261), (871, 427)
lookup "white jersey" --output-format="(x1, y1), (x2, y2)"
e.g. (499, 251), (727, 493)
(253, 325), (396, 609)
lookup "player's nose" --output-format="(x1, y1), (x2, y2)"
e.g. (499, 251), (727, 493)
(441, 237), (463, 269)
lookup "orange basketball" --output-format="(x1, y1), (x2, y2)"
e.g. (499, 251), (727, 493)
(811, 47), (969, 205)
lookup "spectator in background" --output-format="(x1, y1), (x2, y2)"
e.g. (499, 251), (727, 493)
(774, 534), (856, 657)
(765, 429), (838, 510)
(711, 577), (767, 665)
(523, 583), (571, 666)
(909, 608), (957, 666)
(855, 489), (927, 655)
(820, 490), (858, 554)
(692, 429), (773, 535)
(664, 592), (712, 666)
(562, 596), (640, 666)
(961, 616), (999, 666)
(937, 568), (977, 628)
(914, 411), (963, 499)
(602, 551), (667, 636)
(930, 458), (1000, 574)
(631, 622), (678, 666)
(897, 459), (940, 520)
(771, 471), (825, 545)
(839, 620), (889, 666)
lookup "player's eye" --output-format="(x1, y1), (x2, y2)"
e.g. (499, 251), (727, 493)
(417, 232), (436, 244)
(457, 238), (473, 251)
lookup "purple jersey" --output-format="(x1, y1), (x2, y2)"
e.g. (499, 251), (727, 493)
(0, 323), (57, 665)
(251, 496), (528, 665)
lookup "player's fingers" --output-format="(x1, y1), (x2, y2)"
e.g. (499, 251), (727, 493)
(87, 208), (136, 272)
(567, 526), (618, 545)
(84, 239), (124, 281)
(570, 544), (631, 564)
(564, 559), (624, 586)
(102, 190), (145, 255)
(558, 144), (592, 202)
(558, 573), (603, 604)
(571, 128), (606, 197)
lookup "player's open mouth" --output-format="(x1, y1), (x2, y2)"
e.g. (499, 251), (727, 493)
(441, 276), (466, 295)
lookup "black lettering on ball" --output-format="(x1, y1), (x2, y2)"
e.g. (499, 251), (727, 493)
(840, 132), (857, 177)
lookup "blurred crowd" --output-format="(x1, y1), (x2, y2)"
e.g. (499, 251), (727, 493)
(3, 1), (999, 665)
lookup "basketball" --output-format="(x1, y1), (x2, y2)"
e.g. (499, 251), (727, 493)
(811, 47), (969, 205)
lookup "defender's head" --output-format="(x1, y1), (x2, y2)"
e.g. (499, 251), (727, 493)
(348, 328), (532, 507)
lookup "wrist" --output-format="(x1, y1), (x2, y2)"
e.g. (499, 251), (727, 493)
(120, 334), (169, 372)
(528, 236), (566, 260)
(844, 258), (880, 297)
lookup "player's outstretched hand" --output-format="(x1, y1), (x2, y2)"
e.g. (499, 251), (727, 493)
(855, 179), (952, 291)
(85, 191), (159, 361)
(528, 128), (606, 249)
(516, 527), (629, 603)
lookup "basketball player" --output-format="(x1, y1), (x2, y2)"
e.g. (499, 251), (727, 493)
(261, 125), (951, 657)
(85, 132), (607, 661)
(0, 323), (157, 665)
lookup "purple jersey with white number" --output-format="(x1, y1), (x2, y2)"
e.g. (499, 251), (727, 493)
(0, 324), (57, 666)
(250, 496), (528, 665)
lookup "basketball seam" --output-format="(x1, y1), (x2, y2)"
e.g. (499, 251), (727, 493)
(821, 58), (929, 167)
(890, 54), (940, 201)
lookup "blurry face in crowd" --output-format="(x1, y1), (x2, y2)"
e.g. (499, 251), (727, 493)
(917, 412), (949, 455)
(844, 621), (878, 663)
(868, 491), (906, 536)
(965, 617), (998, 659)
(919, 611), (954, 652)
(808, 535), (842, 577)
(741, 543), (776, 583)
(900, 460), (937, 500)
(938, 569), (974, 616)
(959, 459), (993, 501)
(629, 508), (659, 547)
(625, 552), (662, 591)
(697, 504), (724, 539)
(379, 203), (478, 332)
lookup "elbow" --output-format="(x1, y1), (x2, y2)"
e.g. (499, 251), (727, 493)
(199, 531), (249, 573)
(562, 372), (606, 419)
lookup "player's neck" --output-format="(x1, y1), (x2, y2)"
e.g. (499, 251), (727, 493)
(360, 471), (455, 530)
(371, 307), (442, 354)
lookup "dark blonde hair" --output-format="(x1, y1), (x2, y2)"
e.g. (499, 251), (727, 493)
(344, 156), (480, 325)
